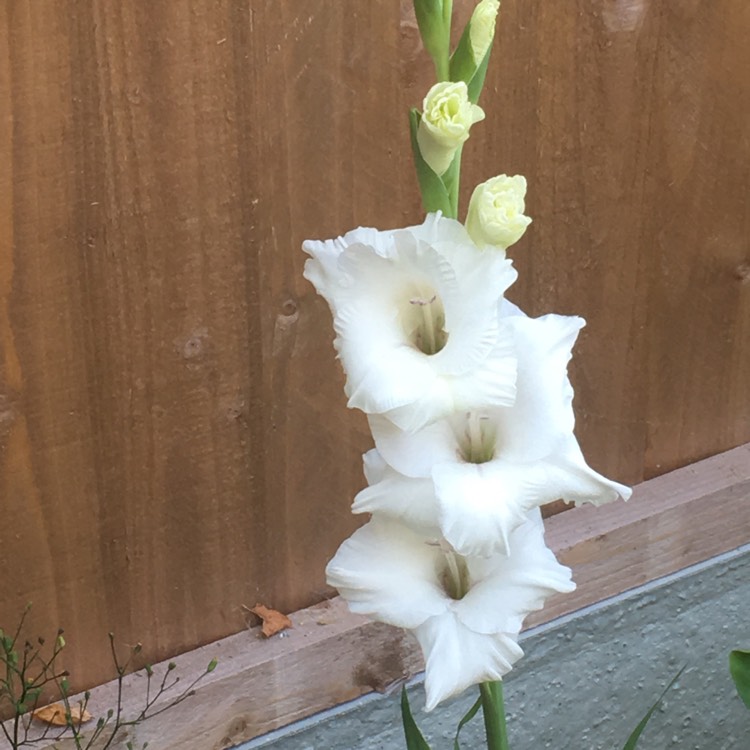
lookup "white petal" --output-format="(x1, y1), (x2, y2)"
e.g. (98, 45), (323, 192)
(406, 212), (472, 248)
(378, 381), (456, 433)
(494, 314), (631, 506)
(432, 461), (531, 557)
(415, 613), (523, 711)
(361, 448), (387, 485)
(416, 215), (517, 310)
(495, 313), (585, 462)
(325, 518), (448, 630)
(550, 443), (633, 505)
(340, 225), (394, 257)
(433, 449), (630, 558)
(352, 465), (441, 538)
(455, 510), (576, 635)
(445, 323), (517, 413)
(500, 297), (526, 317)
(343, 341), (440, 414)
(369, 414), (457, 478)
(379, 328), (517, 429)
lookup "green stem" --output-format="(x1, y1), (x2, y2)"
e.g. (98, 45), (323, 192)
(434, 55), (450, 82)
(479, 681), (509, 750)
(435, 0), (453, 81)
(442, 0), (453, 32)
(449, 155), (460, 218)
(441, 145), (462, 219)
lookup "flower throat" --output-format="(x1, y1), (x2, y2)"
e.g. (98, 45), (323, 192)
(439, 548), (470, 600)
(459, 411), (496, 464)
(405, 287), (448, 355)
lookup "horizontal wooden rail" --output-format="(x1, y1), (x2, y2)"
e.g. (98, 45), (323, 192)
(4, 443), (749, 750)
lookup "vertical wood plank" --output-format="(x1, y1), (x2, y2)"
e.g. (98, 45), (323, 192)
(642, 0), (750, 475)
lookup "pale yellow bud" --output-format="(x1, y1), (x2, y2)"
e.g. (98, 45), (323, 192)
(417, 81), (485, 176)
(466, 175), (532, 251)
(470, 0), (501, 64)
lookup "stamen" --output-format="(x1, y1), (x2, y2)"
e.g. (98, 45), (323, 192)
(459, 411), (496, 464)
(403, 288), (447, 355)
(409, 294), (437, 306)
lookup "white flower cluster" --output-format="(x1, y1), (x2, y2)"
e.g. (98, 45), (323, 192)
(303, 213), (631, 710)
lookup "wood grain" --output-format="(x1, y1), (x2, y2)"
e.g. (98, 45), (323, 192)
(1, 0), (749, 697)
(468, 0), (750, 482)
(5, 443), (747, 749)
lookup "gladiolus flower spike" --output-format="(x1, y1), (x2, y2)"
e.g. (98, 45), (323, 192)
(301, 1), (633, 745)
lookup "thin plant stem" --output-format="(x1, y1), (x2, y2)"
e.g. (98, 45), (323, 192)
(449, 153), (461, 218)
(434, 56), (449, 82)
(433, 0), (452, 81)
(479, 680), (509, 750)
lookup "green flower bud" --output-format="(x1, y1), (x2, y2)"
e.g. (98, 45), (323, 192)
(466, 175), (532, 251)
(470, 0), (501, 64)
(417, 81), (485, 176)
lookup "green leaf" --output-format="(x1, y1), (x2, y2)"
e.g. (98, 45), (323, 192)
(729, 649), (750, 709)
(623, 667), (685, 750)
(401, 687), (432, 750)
(466, 47), (492, 105)
(449, 21), (476, 86)
(409, 109), (454, 218)
(454, 696), (482, 749)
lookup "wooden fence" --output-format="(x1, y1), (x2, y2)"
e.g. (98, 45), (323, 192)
(1, 0), (749, 701)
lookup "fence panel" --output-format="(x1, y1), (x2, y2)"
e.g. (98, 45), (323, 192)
(1, 0), (748, 696)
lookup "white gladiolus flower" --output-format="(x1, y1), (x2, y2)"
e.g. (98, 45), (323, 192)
(367, 309), (632, 556)
(417, 81), (485, 176)
(303, 213), (518, 432)
(326, 510), (575, 710)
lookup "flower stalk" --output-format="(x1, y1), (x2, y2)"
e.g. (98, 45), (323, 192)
(303, 0), (632, 747)
(480, 680), (510, 750)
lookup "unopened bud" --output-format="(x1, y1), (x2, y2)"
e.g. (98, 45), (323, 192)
(466, 175), (531, 251)
(417, 81), (485, 175)
(470, 0), (501, 64)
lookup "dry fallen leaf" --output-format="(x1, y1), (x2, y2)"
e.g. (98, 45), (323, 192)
(249, 604), (292, 637)
(32, 703), (93, 727)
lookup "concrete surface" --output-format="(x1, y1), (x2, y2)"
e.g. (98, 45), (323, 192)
(239, 546), (750, 750)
